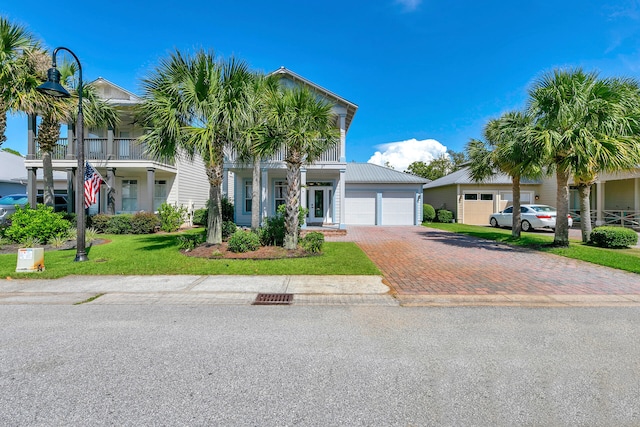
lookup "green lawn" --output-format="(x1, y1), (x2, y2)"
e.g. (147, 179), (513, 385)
(424, 222), (640, 274)
(0, 231), (381, 279)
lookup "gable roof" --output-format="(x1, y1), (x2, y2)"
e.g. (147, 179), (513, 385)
(423, 166), (541, 189)
(89, 77), (142, 106)
(0, 151), (27, 184)
(270, 67), (358, 132)
(346, 162), (428, 184)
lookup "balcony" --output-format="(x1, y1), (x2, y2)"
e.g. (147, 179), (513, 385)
(225, 143), (342, 165)
(33, 138), (174, 166)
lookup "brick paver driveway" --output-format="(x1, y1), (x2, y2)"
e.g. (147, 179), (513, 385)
(329, 226), (640, 296)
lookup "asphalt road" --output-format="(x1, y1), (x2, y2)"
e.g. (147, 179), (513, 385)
(2, 305), (640, 426)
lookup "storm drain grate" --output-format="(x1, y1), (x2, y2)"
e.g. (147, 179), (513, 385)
(253, 293), (294, 305)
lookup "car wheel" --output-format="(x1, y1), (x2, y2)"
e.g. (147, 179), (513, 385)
(521, 220), (532, 232)
(490, 217), (499, 228)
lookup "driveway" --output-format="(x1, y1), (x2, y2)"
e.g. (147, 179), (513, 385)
(328, 226), (640, 296)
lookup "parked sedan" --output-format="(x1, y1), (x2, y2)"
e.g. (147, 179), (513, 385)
(489, 204), (573, 232)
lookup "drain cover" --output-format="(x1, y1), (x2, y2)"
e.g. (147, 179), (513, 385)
(253, 293), (294, 305)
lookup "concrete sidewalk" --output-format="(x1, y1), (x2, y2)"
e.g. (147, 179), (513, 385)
(0, 275), (397, 306)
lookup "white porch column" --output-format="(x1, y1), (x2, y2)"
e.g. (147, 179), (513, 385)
(147, 168), (155, 212)
(339, 114), (346, 162)
(635, 178), (640, 213)
(66, 121), (75, 160)
(300, 167), (307, 228)
(339, 168), (346, 229)
(596, 181), (605, 226)
(106, 167), (116, 215)
(107, 127), (114, 159)
(261, 167), (269, 221)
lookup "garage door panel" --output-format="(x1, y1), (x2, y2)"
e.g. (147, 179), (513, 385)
(345, 191), (375, 225)
(464, 200), (494, 225)
(382, 192), (414, 225)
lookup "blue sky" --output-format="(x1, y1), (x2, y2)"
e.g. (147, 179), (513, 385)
(3, 0), (640, 171)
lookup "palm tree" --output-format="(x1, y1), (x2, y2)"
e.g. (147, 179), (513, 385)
(528, 68), (640, 245)
(467, 111), (540, 238)
(259, 85), (339, 250)
(0, 16), (38, 146)
(236, 73), (280, 231)
(138, 49), (253, 244)
(36, 61), (118, 207)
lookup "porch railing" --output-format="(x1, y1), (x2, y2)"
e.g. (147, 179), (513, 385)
(570, 209), (640, 228)
(225, 144), (341, 164)
(34, 137), (174, 165)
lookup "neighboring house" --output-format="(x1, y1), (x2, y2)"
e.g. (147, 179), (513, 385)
(1, 150), (67, 197)
(226, 67), (427, 228)
(423, 166), (640, 229)
(24, 77), (210, 215)
(24, 70), (426, 227)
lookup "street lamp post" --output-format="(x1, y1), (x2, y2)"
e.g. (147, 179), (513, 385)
(37, 47), (88, 262)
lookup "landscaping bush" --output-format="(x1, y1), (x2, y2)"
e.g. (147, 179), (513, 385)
(227, 230), (260, 253)
(423, 204), (436, 222)
(300, 231), (324, 253)
(158, 202), (186, 232)
(259, 214), (285, 246)
(192, 208), (207, 226)
(131, 212), (161, 234)
(590, 226), (638, 248)
(436, 209), (454, 223)
(106, 214), (133, 234)
(222, 221), (237, 240)
(176, 233), (205, 251)
(222, 197), (235, 222)
(89, 214), (111, 233)
(4, 205), (71, 245)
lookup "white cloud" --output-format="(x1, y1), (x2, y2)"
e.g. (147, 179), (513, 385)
(368, 138), (448, 172)
(395, 0), (422, 12)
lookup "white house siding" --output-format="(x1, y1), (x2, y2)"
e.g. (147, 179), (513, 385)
(168, 154), (209, 211)
(345, 184), (421, 225)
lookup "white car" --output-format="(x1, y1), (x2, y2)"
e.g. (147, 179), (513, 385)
(489, 204), (573, 232)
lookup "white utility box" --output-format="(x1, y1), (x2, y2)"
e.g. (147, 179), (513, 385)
(16, 248), (45, 272)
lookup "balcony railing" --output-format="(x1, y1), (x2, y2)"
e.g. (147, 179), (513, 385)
(225, 144), (341, 164)
(570, 209), (640, 228)
(34, 138), (174, 165)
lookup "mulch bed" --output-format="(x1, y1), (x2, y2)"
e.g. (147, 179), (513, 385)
(182, 242), (316, 259)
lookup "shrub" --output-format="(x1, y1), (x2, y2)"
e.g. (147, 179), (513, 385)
(436, 209), (454, 223)
(227, 230), (260, 253)
(131, 212), (160, 234)
(176, 233), (205, 251)
(222, 197), (235, 222)
(89, 214), (111, 233)
(259, 213), (285, 246)
(423, 204), (436, 222)
(4, 205), (71, 245)
(158, 202), (186, 232)
(106, 214), (133, 234)
(222, 221), (237, 240)
(300, 232), (324, 253)
(192, 208), (207, 226)
(590, 226), (638, 248)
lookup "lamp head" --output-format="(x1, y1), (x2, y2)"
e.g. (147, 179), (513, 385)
(36, 68), (71, 98)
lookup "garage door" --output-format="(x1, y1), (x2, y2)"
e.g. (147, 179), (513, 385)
(463, 193), (494, 225)
(344, 191), (376, 225)
(382, 192), (415, 225)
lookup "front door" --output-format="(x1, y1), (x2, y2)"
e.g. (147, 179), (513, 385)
(307, 187), (332, 224)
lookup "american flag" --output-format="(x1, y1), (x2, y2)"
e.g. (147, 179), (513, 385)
(84, 162), (103, 208)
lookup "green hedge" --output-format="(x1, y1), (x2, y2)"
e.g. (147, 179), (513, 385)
(590, 226), (638, 248)
(423, 204), (436, 222)
(228, 230), (260, 253)
(436, 209), (454, 223)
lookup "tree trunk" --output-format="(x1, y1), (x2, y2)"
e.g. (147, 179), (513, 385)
(251, 156), (261, 231)
(578, 183), (592, 243)
(554, 167), (571, 247)
(41, 151), (55, 207)
(205, 163), (223, 245)
(284, 161), (301, 250)
(0, 103), (7, 146)
(511, 175), (522, 238)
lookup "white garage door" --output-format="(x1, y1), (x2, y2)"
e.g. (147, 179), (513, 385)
(344, 191), (376, 225)
(382, 192), (415, 225)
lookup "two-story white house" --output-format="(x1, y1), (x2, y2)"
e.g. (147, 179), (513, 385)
(24, 69), (427, 227)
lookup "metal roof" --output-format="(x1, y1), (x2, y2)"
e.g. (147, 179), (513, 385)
(423, 166), (541, 189)
(345, 163), (428, 184)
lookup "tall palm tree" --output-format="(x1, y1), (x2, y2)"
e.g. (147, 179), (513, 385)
(36, 61), (119, 207)
(259, 85), (339, 250)
(528, 68), (640, 245)
(0, 16), (38, 146)
(467, 111), (540, 238)
(236, 73), (280, 231)
(138, 49), (253, 244)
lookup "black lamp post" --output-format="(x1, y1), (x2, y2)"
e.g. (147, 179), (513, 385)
(37, 47), (88, 262)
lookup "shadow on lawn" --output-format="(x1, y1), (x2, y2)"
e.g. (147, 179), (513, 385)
(134, 233), (183, 251)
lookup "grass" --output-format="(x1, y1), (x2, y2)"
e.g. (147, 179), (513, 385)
(0, 229), (381, 279)
(424, 222), (640, 274)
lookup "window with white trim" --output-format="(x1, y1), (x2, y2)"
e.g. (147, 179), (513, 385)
(154, 180), (166, 212)
(243, 180), (252, 213)
(274, 180), (286, 209)
(121, 180), (138, 212)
